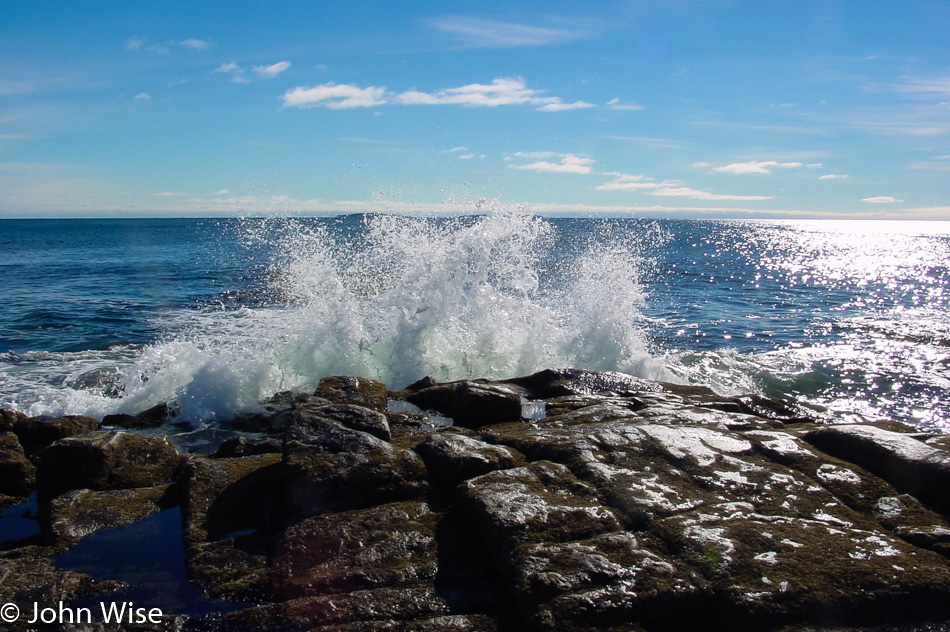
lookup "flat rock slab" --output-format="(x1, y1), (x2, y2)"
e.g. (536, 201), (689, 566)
(36, 430), (181, 501)
(806, 424), (950, 510)
(5, 369), (950, 632)
(272, 501), (439, 601)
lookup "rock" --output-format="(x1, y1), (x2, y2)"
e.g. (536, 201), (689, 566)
(315, 375), (389, 412)
(0, 432), (35, 497)
(101, 402), (172, 429)
(414, 432), (523, 490)
(736, 393), (812, 423)
(35, 430), (181, 502)
(230, 411), (279, 433)
(504, 368), (661, 398)
(0, 408), (27, 431)
(459, 461), (623, 548)
(4, 368), (950, 632)
(400, 375), (439, 393)
(0, 545), (118, 616)
(212, 435), (283, 458)
(805, 424), (950, 510)
(12, 415), (100, 455)
(895, 525), (950, 558)
(214, 588), (456, 632)
(404, 381), (523, 428)
(283, 427), (427, 522)
(469, 404), (950, 630)
(45, 485), (176, 548)
(314, 403), (392, 441)
(271, 501), (439, 601)
(179, 454), (282, 600)
(282, 408), (390, 454)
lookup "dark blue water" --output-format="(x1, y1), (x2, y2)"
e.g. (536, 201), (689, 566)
(52, 507), (250, 616)
(1, 215), (948, 430)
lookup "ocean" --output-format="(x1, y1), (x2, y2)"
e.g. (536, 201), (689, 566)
(1, 213), (948, 434)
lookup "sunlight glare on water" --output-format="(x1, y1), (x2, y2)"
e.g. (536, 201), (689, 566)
(660, 219), (950, 432)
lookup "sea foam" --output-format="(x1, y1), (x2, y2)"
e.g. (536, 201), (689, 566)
(4, 211), (668, 423)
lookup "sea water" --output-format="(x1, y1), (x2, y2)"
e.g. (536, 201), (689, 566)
(1, 212), (948, 432)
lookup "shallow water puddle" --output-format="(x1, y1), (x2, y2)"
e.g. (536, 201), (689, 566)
(52, 506), (250, 616)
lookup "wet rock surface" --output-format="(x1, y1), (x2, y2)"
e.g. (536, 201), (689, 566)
(3, 368), (950, 631)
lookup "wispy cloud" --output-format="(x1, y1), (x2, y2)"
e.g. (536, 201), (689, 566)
(282, 77), (594, 112)
(427, 16), (592, 48)
(126, 37), (210, 54)
(894, 74), (950, 97)
(819, 173), (849, 180)
(596, 173), (772, 201)
(282, 83), (388, 109)
(214, 62), (240, 74)
(180, 39), (210, 50)
(215, 61), (291, 83)
(650, 186), (771, 201)
(0, 79), (42, 96)
(604, 135), (686, 149)
(441, 146), (485, 159)
(606, 98), (645, 111)
(252, 61), (291, 78)
(133, 92), (151, 100)
(394, 77), (591, 110)
(862, 196), (904, 204)
(537, 100), (596, 112)
(712, 160), (803, 175)
(509, 152), (594, 174)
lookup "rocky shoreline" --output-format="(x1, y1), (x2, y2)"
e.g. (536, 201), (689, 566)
(3, 368), (950, 631)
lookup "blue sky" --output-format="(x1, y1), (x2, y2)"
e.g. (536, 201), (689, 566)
(2, 0), (949, 218)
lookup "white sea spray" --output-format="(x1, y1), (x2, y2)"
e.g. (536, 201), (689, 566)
(5, 211), (667, 423)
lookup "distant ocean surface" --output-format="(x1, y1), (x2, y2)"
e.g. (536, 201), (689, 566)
(2, 214), (948, 433)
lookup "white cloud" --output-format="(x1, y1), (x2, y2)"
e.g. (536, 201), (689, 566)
(712, 160), (803, 175)
(395, 77), (552, 109)
(819, 174), (849, 180)
(596, 173), (772, 200)
(595, 173), (660, 191)
(895, 75), (950, 97)
(214, 62), (240, 74)
(510, 152), (594, 174)
(283, 77), (592, 112)
(427, 16), (590, 48)
(863, 196), (904, 203)
(180, 39), (210, 50)
(0, 79), (42, 96)
(537, 100), (596, 112)
(252, 61), (291, 78)
(282, 83), (389, 109)
(606, 97), (645, 111)
(217, 61), (291, 83)
(133, 92), (150, 100)
(126, 37), (207, 54)
(650, 187), (772, 201)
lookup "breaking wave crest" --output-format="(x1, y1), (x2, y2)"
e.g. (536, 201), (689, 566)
(5, 211), (667, 422)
